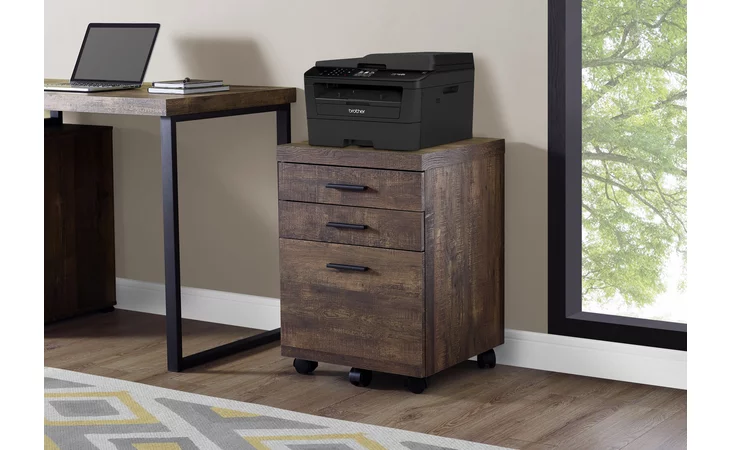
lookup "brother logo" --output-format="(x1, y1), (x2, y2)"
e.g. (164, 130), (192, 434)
(348, 108), (366, 114)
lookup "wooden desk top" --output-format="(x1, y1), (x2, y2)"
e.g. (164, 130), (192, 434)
(44, 79), (296, 117)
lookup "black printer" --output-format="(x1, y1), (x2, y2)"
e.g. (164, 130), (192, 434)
(304, 52), (474, 151)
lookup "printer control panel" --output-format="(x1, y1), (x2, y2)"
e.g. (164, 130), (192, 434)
(318, 68), (378, 78)
(315, 67), (426, 80)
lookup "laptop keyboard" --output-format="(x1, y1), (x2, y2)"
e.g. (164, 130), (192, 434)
(72, 82), (136, 87)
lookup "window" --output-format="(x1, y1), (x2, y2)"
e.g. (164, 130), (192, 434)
(548, 0), (687, 350)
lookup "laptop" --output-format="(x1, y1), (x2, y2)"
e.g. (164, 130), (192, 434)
(45, 23), (160, 92)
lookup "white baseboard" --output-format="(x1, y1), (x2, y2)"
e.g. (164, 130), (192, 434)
(115, 278), (281, 331)
(116, 278), (686, 390)
(491, 329), (686, 389)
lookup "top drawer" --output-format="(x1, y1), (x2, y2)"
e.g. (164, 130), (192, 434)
(278, 163), (424, 211)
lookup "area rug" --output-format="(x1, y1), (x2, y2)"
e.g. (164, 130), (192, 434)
(45, 367), (508, 450)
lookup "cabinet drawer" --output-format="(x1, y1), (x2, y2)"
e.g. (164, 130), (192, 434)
(278, 163), (424, 211)
(278, 201), (424, 251)
(279, 239), (424, 374)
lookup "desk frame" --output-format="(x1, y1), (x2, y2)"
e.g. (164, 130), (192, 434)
(48, 104), (291, 372)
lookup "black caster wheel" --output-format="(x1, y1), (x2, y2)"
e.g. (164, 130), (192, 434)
(293, 359), (318, 375)
(477, 349), (496, 369)
(406, 377), (428, 394)
(349, 368), (373, 387)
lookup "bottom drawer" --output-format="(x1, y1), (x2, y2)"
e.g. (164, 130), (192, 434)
(279, 239), (425, 376)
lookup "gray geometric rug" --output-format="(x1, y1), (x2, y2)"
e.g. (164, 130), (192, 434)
(45, 367), (509, 450)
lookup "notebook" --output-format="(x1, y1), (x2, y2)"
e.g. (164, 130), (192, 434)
(148, 85), (230, 95)
(152, 79), (224, 88)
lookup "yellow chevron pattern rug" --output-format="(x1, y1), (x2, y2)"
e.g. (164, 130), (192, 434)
(44, 367), (508, 450)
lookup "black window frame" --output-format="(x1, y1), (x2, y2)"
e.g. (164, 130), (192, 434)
(547, 0), (687, 351)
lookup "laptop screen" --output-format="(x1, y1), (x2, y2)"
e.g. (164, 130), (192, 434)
(71, 24), (160, 83)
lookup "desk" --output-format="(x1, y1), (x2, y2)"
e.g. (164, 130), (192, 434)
(45, 80), (297, 372)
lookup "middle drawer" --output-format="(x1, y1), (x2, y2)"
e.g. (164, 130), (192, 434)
(279, 201), (424, 251)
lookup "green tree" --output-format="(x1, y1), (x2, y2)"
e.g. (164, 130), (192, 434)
(581, 0), (687, 312)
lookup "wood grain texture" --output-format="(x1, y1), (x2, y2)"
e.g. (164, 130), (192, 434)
(278, 201), (424, 251)
(45, 124), (116, 322)
(277, 138), (505, 171)
(44, 79), (296, 117)
(45, 310), (687, 450)
(279, 239), (425, 377)
(277, 139), (505, 379)
(620, 410), (687, 450)
(424, 147), (505, 375)
(278, 163), (424, 211)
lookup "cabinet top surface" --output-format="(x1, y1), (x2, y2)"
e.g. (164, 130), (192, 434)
(277, 138), (505, 171)
(44, 79), (296, 117)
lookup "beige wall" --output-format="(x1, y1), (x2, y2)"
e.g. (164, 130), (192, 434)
(44, 0), (548, 332)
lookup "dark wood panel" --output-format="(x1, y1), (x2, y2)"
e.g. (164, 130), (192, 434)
(44, 79), (296, 117)
(279, 239), (425, 377)
(278, 201), (424, 251)
(45, 124), (116, 322)
(45, 310), (687, 450)
(277, 138), (505, 171)
(45, 131), (77, 322)
(278, 163), (424, 211)
(424, 147), (505, 375)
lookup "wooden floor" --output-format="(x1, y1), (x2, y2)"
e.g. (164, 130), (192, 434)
(44, 310), (686, 449)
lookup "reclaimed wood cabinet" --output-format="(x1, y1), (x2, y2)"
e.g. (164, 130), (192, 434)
(277, 138), (504, 393)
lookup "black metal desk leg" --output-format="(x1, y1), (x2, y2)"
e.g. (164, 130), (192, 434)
(161, 116), (183, 372)
(160, 105), (291, 373)
(276, 104), (291, 145)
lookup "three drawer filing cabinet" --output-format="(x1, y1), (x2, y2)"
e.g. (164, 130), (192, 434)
(277, 138), (505, 394)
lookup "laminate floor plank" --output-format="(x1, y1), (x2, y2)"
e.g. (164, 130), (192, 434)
(621, 410), (687, 450)
(44, 310), (686, 449)
(554, 405), (677, 450)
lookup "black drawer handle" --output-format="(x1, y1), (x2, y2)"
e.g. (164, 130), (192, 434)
(325, 183), (368, 191)
(326, 263), (369, 272)
(326, 222), (368, 230)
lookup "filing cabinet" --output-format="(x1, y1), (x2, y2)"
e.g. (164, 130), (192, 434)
(277, 138), (504, 393)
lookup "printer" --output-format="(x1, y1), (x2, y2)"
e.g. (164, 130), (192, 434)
(304, 52), (474, 151)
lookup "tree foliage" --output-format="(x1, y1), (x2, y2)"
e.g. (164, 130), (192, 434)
(581, 0), (687, 309)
